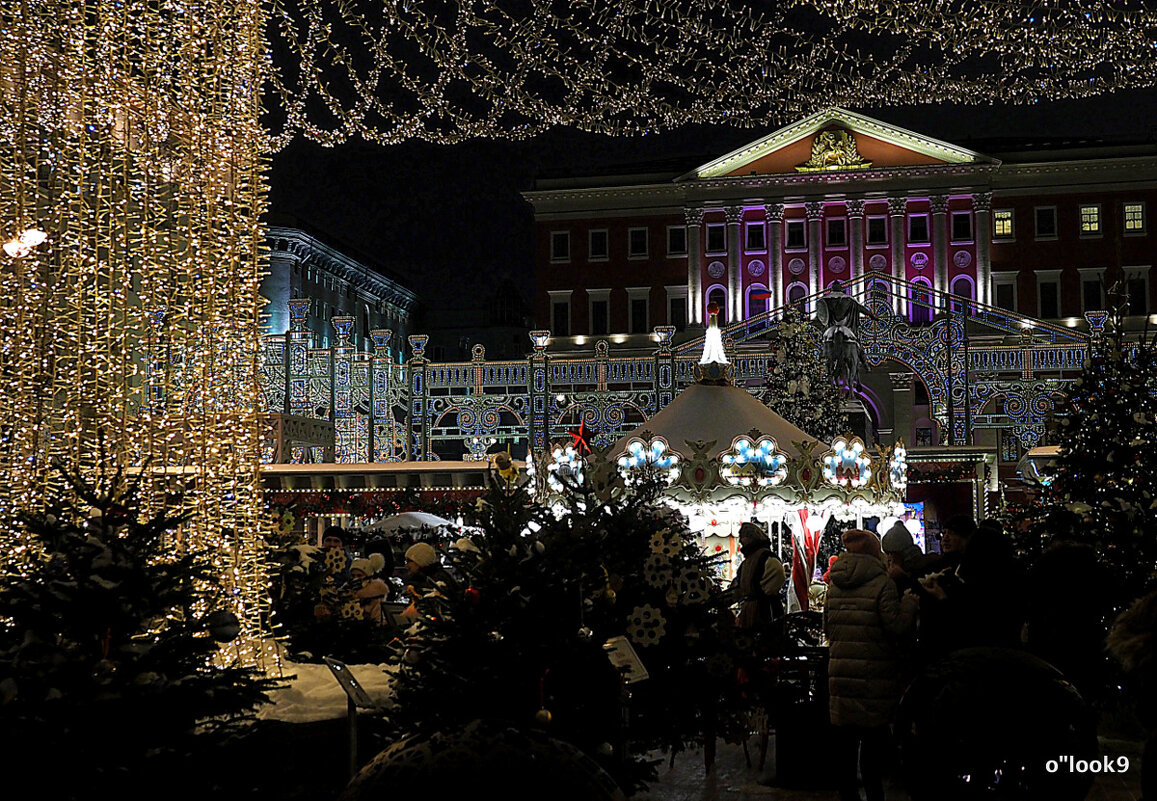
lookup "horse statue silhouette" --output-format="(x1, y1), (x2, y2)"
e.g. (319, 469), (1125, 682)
(815, 281), (877, 392)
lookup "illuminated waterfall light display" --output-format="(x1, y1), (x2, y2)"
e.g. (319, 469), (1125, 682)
(268, 0), (1157, 146)
(0, 0), (275, 664)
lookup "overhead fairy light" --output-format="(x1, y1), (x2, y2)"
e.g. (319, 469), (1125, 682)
(266, 0), (1157, 147)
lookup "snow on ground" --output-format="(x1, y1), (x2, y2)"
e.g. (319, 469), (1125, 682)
(258, 660), (399, 723)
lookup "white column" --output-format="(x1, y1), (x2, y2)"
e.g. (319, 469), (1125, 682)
(846, 198), (865, 283)
(974, 191), (992, 306)
(932, 194), (949, 308)
(725, 205), (744, 321)
(685, 207), (705, 325)
(806, 201), (824, 313)
(888, 196), (908, 314)
(765, 202), (784, 309)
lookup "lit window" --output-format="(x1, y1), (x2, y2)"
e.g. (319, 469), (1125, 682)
(993, 209), (1014, 240)
(1124, 202), (1147, 234)
(1079, 205), (1101, 236)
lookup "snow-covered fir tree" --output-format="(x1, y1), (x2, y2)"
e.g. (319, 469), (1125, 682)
(763, 306), (848, 442)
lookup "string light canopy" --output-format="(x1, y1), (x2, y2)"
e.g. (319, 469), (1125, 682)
(0, 0), (275, 666)
(267, 0), (1157, 147)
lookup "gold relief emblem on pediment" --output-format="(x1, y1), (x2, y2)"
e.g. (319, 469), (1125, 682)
(796, 127), (872, 172)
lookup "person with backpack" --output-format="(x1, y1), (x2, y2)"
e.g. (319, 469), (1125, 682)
(730, 522), (786, 630)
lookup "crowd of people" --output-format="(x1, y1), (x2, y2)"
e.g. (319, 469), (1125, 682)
(729, 515), (1157, 801)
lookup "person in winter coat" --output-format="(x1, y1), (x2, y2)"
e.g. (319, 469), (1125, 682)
(401, 542), (461, 620)
(729, 522), (786, 630)
(349, 553), (392, 626)
(825, 528), (919, 801)
(881, 522), (939, 596)
(1107, 588), (1157, 801)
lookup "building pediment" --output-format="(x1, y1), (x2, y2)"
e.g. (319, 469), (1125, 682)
(681, 107), (998, 180)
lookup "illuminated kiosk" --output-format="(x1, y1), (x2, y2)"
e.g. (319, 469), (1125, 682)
(598, 304), (907, 611)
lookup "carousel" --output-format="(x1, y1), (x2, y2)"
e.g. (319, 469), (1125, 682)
(531, 304), (909, 612)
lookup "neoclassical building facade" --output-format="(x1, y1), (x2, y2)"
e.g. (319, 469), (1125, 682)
(526, 107), (1155, 338)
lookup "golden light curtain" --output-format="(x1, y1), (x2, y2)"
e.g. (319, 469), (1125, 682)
(0, 0), (273, 663)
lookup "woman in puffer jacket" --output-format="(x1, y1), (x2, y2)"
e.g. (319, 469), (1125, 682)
(824, 528), (919, 801)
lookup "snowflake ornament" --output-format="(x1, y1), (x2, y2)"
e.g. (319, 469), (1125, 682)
(627, 604), (667, 647)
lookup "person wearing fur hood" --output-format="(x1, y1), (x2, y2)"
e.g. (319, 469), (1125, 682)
(349, 553), (392, 626)
(824, 528), (919, 801)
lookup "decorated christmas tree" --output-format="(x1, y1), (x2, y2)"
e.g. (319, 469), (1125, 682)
(377, 471), (753, 793)
(1018, 322), (1157, 605)
(763, 306), (849, 441)
(0, 465), (280, 800)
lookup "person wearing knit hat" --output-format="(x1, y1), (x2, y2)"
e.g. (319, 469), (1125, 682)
(825, 528), (918, 801)
(350, 553), (392, 626)
(728, 522), (786, 631)
(401, 541), (461, 621)
(881, 521), (941, 598)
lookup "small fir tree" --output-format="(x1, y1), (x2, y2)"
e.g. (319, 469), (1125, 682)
(1015, 323), (1157, 606)
(382, 471), (754, 793)
(763, 306), (849, 441)
(0, 465), (280, 800)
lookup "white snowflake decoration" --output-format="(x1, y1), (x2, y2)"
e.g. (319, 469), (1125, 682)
(719, 435), (789, 488)
(823, 436), (873, 488)
(626, 604), (667, 647)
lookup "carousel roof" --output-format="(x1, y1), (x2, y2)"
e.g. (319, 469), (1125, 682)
(613, 381), (822, 460)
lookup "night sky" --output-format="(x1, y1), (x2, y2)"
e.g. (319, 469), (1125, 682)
(267, 89), (1157, 320)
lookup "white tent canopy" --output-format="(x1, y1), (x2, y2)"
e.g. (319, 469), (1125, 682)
(363, 511), (455, 533)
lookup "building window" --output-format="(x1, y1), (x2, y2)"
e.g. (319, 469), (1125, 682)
(589, 298), (609, 336)
(950, 275), (975, 303)
(550, 231), (570, 262)
(826, 217), (847, 247)
(786, 282), (807, 308)
(785, 219), (806, 250)
(993, 209), (1014, 240)
(745, 222), (766, 251)
(1124, 202), (1147, 235)
(549, 292), (571, 336)
(706, 223), (726, 253)
(915, 427), (933, 447)
(1037, 271), (1061, 319)
(1034, 206), (1057, 239)
(667, 226), (687, 257)
(707, 286), (727, 323)
(628, 227), (648, 259)
(909, 279), (934, 325)
(1124, 268), (1150, 316)
(1079, 204), (1102, 237)
(588, 229), (608, 261)
(630, 298), (648, 333)
(993, 274), (1017, 312)
(1080, 271), (1104, 312)
(951, 211), (972, 242)
(747, 285), (770, 318)
(907, 214), (930, 244)
(666, 285), (688, 331)
(866, 216), (888, 245)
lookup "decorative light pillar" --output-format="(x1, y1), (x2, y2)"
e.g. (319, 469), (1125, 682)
(725, 205), (744, 321)
(765, 203), (785, 309)
(974, 191), (992, 305)
(888, 197), (908, 314)
(685, 207), (705, 325)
